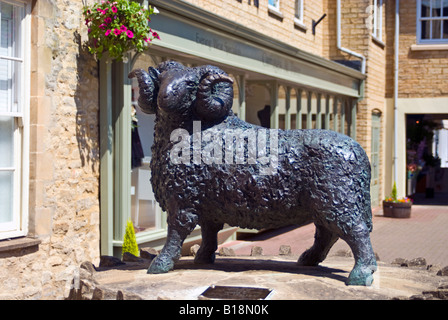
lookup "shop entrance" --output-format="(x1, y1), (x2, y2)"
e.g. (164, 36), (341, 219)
(406, 114), (448, 205)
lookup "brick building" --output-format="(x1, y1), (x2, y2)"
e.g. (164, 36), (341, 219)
(0, 0), (100, 299)
(384, 0), (448, 198)
(0, 0), (446, 299)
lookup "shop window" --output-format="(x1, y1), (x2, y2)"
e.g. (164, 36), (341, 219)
(417, 0), (448, 43)
(0, 0), (30, 239)
(130, 82), (164, 234)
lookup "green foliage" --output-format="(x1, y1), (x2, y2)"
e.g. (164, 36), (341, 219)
(82, 0), (160, 60)
(122, 219), (139, 257)
(384, 181), (412, 203)
(391, 181), (397, 201)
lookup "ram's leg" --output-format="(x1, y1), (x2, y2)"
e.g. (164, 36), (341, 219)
(298, 223), (338, 266)
(147, 209), (198, 274)
(195, 221), (224, 264)
(341, 222), (377, 286)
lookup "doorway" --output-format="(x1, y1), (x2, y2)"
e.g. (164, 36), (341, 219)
(406, 114), (448, 204)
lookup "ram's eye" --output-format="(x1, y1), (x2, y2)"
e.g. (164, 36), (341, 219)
(185, 81), (196, 88)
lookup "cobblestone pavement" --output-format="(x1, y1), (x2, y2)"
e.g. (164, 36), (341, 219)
(220, 193), (448, 267)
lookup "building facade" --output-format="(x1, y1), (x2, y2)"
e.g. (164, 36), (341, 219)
(0, 0), (100, 299)
(1, 0), (445, 299)
(384, 0), (448, 198)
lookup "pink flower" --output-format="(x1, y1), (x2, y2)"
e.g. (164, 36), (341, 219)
(104, 17), (112, 24)
(120, 25), (127, 32)
(126, 30), (134, 38)
(152, 31), (160, 40)
(113, 28), (121, 36)
(105, 29), (111, 36)
(99, 23), (106, 30)
(111, 6), (118, 13)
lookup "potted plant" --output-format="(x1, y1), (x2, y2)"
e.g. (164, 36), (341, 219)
(82, 0), (160, 61)
(382, 182), (413, 218)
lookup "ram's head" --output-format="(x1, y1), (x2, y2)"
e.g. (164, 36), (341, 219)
(129, 61), (234, 122)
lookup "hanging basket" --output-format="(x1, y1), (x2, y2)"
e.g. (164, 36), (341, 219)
(82, 0), (160, 61)
(382, 201), (412, 219)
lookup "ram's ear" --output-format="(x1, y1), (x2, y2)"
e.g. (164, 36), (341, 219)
(128, 67), (160, 114)
(194, 72), (234, 121)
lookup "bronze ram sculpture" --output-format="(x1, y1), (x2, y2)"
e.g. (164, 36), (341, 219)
(129, 61), (377, 286)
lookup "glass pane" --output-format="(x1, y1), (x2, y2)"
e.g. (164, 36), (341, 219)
(131, 168), (158, 233)
(421, 20), (431, 39)
(269, 0), (279, 9)
(433, 0), (442, 16)
(0, 116), (13, 167)
(444, 19), (448, 38)
(0, 2), (23, 57)
(0, 2), (23, 114)
(0, 170), (13, 224)
(433, 20), (442, 38)
(421, 0), (430, 17)
(295, 0), (302, 19)
(444, 0), (448, 17)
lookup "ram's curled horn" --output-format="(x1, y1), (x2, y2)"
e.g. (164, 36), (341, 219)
(128, 67), (160, 114)
(194, 72), (234, 121)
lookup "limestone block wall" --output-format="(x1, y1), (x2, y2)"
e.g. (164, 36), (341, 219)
(184, 0), (327, 57)
(386, 0), (448, 99)
(0, 0), (100, 299)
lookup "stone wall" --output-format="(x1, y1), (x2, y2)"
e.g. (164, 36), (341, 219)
(325, 0), (387, 205)
(0, 0), (100, 299)
(390, 0), (448, 99)
(183, 0), (327, 57)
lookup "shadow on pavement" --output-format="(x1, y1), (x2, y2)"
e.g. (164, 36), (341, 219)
(411, 192), (448, 206)
(174, 257), (349, 284)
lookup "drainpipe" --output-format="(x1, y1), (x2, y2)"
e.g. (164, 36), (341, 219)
(394, 0), (399, 186)
(336, 0), (366, 74)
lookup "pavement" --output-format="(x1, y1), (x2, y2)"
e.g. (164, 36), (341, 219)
(219, 192), (448, 267)
(73, 192), (448, 301)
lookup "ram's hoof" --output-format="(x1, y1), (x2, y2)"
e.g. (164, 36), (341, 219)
(147, 256), (174, 274)
(194, 252), (216, 265)
(346, 265), (375, 286)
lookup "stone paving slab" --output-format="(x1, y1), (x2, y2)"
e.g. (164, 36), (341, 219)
(73, 255), (448, 301)
(69, 199), (448, 301)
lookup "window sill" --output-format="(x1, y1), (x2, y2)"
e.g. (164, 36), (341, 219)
(372, 36), (385, 49)
(268, 5), (284, 20)
(411, 44), (448, 51)
(294, 18), (307, 32)
(0, 237), (41, 254)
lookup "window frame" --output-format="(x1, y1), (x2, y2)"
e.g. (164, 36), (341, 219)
(295, 0), (304, 23)
(417, 0), (448, 44)
(268, 0), (280, 12)
(0, 0), (30, 240)
(371, 0), (383, 42)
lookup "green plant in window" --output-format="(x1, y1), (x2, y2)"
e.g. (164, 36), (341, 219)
(122, 219), (139, 257)
(82, 0), (160, 61)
